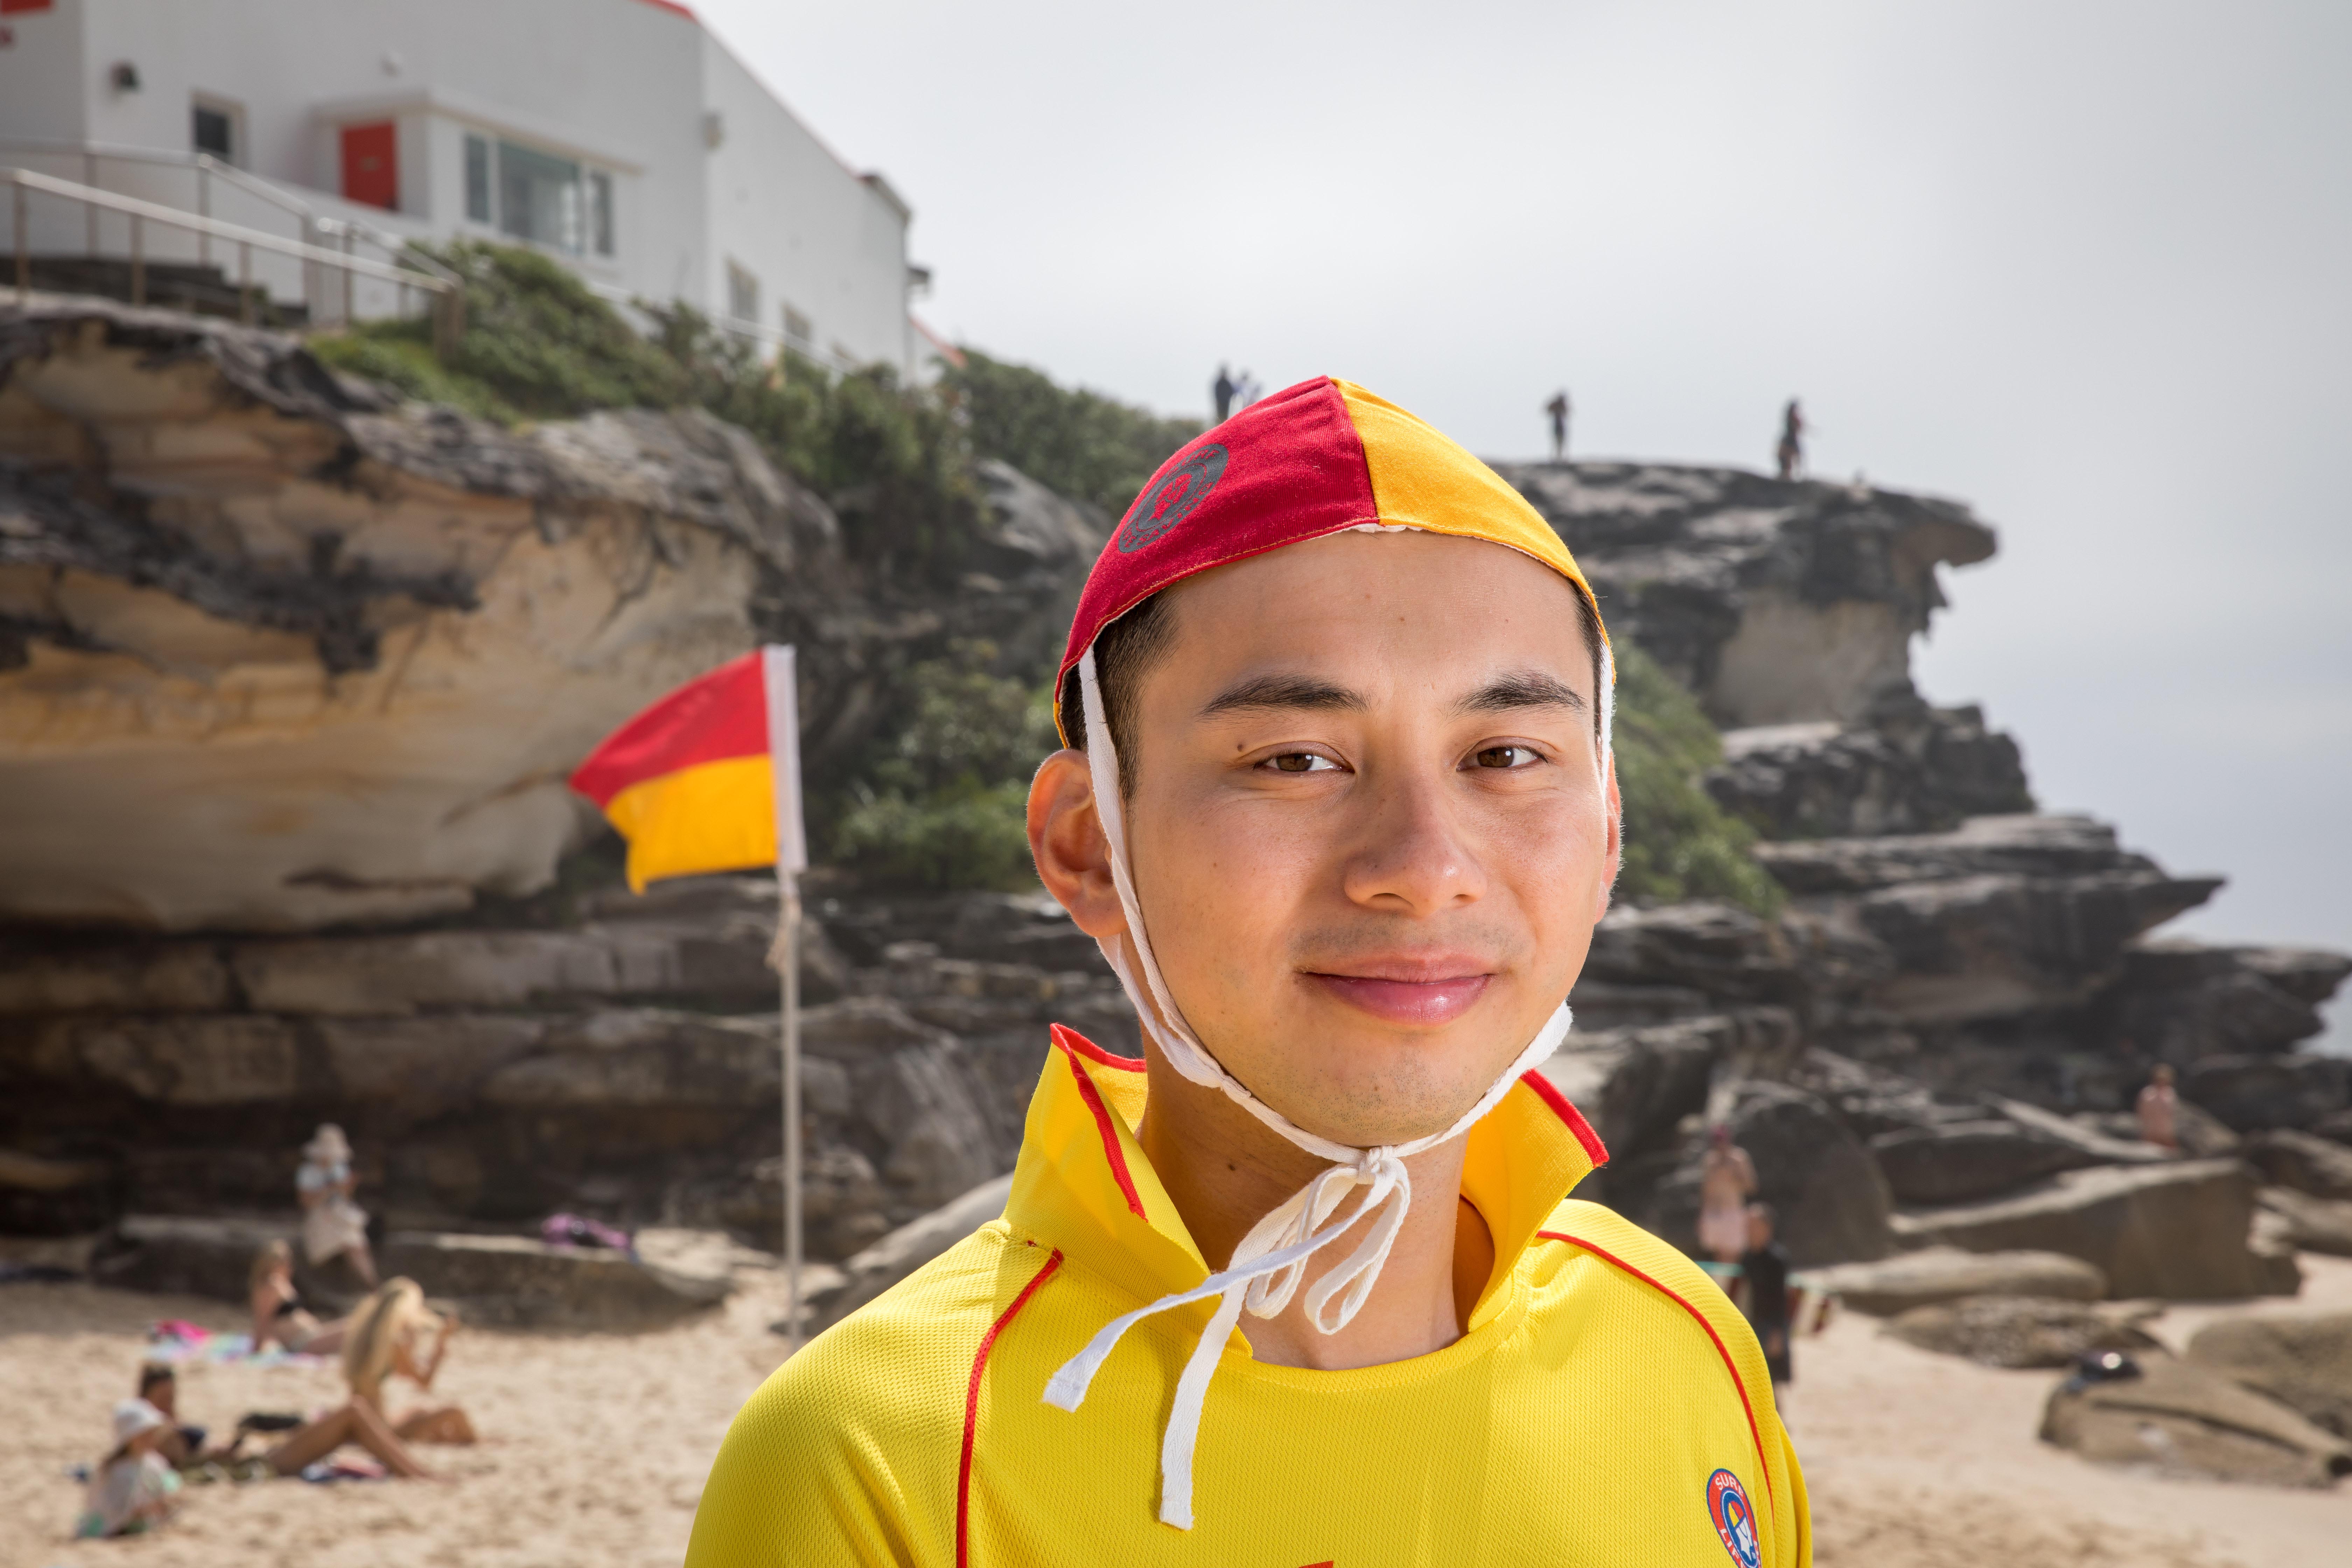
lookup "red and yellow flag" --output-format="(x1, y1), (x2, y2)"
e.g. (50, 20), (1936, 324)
(570, 646), (806, 891)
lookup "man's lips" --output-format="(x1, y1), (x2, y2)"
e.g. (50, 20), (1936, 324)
(1301, 965), (1494, 1026)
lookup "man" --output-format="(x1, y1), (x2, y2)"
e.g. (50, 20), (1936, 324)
(688, 377), (1808, 1565)
(1213, 363), (1238, 423)
(1775, 399), (1805, 481)
(2136, 1062), (2180, 1151)
(1700, 1122), (1760, 1263)
(1546, 388), (1572, 462)
(1739, 1203), (1793, 1392)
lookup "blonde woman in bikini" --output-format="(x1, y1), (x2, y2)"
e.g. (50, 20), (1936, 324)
(343, 1278), (477, 1446)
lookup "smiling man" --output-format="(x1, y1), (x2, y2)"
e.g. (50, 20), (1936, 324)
(687, 379), (1809, 1567)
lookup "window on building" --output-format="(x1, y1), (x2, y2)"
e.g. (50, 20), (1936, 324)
(782, 306), (812, 353)
(497, 140), (585, 253)
(464, 134), (491, 224)
(191, 101), (237, 163)
(588, 171), (614, 258)
(727, 262), (761, 326)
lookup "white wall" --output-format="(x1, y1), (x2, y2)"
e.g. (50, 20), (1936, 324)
(699, 33), (911, 374)
(0, 0), (90, 145)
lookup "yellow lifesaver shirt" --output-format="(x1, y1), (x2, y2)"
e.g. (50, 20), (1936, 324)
(688, 1027), (1811, 1567)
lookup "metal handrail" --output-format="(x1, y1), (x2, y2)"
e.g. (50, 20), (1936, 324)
(6, 168), (460, 356)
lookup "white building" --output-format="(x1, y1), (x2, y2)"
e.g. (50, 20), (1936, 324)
(0, 0), (932, 377)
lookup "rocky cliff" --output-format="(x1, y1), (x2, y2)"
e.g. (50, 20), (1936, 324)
(3, 296), (2346, 1302)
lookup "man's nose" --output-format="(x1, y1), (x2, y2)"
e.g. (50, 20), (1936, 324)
(1338, 763), (1486, 916)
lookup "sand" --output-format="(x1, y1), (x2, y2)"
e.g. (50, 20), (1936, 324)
(5, 1255), (2350, 1567)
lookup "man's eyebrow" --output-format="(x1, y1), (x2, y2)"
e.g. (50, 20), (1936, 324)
(1199, 673), (1368, 719)
(1454, 671), (1588, 716)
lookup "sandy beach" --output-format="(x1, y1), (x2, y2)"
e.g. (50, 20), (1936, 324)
(5, 1256), (2348, 1568)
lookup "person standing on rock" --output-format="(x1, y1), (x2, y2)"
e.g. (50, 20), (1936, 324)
(1213, 363), (1238, 424)
(1775, 399), (1805, 481)
(1739, 1203), (1794, 1392)
(688, 377), (1809, 1565)
(2136, 1063), (2181, 1152)
(1700, 1123), (1760, 1263)
(1545, 389), (1571, 462)
(295, 1124), (377, 1290)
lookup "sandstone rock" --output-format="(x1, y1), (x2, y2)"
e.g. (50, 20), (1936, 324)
(2040, 1352), (2352, 1486)
(2245, 1129), (2352, 1199)
(89, 1213), (298, 1303)
(2256, 1188), (2352, 1258)
(379, 1230), (731, 1329)
(1868, 1120), (2106, 1206)
(1576, 902), (1807, 1014)
(2101, 940), (2349, 1062)
(1893, 1160), (2272, 1299)
(1885, 1295), (2162, 1368)
(807, 1171), (1013, 1332)
(2185, 1054), (2351, 1133)
(1706, 699), (2030, 841)
(0, 299), (837, 931)
(1784, 1049), (1988, 1141)
(1805, 1246), (2106, 1315)
(1494, 461), (1995, 728)
(1541, 1008), (1799, 1160)
(1989, 1097), (2171, 1166)
(2189, 1314), (2352, 1438)
(0, 940), (231, 1014)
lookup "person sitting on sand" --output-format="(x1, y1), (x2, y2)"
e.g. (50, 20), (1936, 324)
(246, 1398), (434, 1479)
(77, 1399), (182, 1538)
(134, 1364), (212, 1468)
(296, 1124), (377, 1289)
(248, 1239), (348, 1356)
(343, 1277), (476, 1445)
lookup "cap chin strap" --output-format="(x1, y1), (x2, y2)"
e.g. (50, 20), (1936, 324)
(1043, 645), (1582, 1530)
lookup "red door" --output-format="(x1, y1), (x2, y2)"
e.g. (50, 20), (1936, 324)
(340, 121), (398, 211)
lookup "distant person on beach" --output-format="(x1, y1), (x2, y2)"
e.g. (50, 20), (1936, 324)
(250, 1239), (349, 1356)
(1545, 390), (1571, 462)
(2136, 1063), (2181, 1151)
(77, 1399), (182, 1538)
(295, 1124), (376, 1289)
(1699, 1124), (1760, 1263)
(1775, 399), (1805, 480)
(135, 1365), (210, 1467)
(1213, 363), (1238, 422)
(1740, 1203), (1794, 1391)
(344, 1277), (477, 1446)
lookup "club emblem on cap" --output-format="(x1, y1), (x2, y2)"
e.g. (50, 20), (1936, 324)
(1705, 1468), (1760, 1568)
(1115, 443), (1227, 553)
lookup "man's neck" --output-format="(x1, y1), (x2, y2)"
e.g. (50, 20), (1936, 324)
(1135, 1051), (1493, 1372)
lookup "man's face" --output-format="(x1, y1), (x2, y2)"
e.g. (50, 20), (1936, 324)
(1100, 530), (1618, 1146)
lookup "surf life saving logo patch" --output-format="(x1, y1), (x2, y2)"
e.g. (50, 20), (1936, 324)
(1705, 1468), (1761, 1568)
(1115, 443), (1227, 553)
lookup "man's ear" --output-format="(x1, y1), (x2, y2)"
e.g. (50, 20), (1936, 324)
(1028, 749), (1130, 941)
(1596, 751), (1623, 924)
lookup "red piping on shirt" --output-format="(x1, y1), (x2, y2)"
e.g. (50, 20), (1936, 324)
(1050, 1022), (1144, 1072)
(1050, 1028), (1148, 1218)
(957, 1249), (1063, 1568)
(1536, 1230), (1774, 1513)
(1518, 1068), (1610, 1167)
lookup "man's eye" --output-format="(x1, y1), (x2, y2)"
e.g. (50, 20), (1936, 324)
(1473, 745), (1540, 769)
(1264, 752), (1337, 774)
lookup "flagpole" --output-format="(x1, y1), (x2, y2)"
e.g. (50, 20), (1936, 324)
(761, 644), (809, 1355)
(780, 866), (803, 1352)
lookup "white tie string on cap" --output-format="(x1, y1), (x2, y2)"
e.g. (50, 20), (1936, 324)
(1044, 643), (1598, 1530)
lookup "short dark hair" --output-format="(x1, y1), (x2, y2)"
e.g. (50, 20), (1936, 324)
(1058, 577), (1605, 799)
(138, 1363), (174, 1395)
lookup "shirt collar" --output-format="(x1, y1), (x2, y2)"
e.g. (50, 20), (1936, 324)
(1006, 1024), (1609, 1332)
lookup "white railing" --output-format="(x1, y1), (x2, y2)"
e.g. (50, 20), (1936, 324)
(4, 169), (460, 354)
(0, 138), (460, 339)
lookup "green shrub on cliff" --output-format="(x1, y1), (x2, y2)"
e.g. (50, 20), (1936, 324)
(1610, 643), (1782, 915)
(943, 350), (1201, 516)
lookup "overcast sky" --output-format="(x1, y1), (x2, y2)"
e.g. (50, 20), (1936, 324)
(695, 0), (2352, 1044)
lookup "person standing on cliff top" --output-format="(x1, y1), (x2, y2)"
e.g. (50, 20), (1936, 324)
(1776, 399), (1806, 480)
(1212, 364), (1237, 423)
(1545, 389), (1572, 462)
(687, 378), (1808, 1566)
